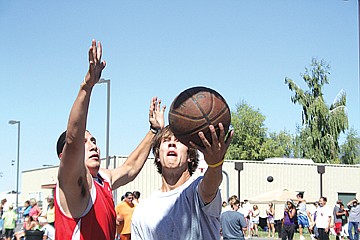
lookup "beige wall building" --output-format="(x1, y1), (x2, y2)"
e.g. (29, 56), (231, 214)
(21, 157), (360, 217)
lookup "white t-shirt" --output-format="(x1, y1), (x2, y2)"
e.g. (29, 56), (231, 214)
(41, 224), (55, 240)
(131, 176), (221, 240)
(315, 205), (332, 229)
(238, 205), (251, 218)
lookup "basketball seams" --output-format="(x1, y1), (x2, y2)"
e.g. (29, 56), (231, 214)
(170, 107), (230, 137)
(190, 92), (212, 125)
(168, 86), (231, 147)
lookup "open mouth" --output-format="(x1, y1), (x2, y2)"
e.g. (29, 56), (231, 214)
(167, 151), (177, 157)
(89, 153), (99, 160)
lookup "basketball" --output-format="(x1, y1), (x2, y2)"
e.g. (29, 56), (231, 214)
(168, 86), (231, 147)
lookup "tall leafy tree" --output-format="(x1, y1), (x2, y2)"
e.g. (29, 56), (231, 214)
(285, 58), (348, 163)
(259, 130), (294, 159)
(226, 101), (267, 160)
(340, 127), (360, 164)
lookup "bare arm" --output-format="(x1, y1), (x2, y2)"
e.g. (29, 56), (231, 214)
(106, 97), (165, 189)
(270, 207), (275, 216)
(57, 40), (105, 217)
(326, 215), (332, 232)
(347, 199), (357, 207)
(289, 208), (296, 218)
(192, 123), (234, 204)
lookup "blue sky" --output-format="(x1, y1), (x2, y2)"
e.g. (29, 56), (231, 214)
(0, 0), (358, 194)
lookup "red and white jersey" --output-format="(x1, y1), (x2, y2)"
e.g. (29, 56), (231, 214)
(55, 171), (116, 240)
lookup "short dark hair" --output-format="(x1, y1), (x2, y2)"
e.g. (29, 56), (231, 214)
(56, 131), (67, 157)
(152, 125), (199, 176)
(124, 192), (133, 198)
(297, 193), (304, 198)
(133, 191), (141, 199)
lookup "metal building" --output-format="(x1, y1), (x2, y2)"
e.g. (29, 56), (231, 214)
(21, 157), (360, 217)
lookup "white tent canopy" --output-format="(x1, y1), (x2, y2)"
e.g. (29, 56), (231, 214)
(248, 189), (318, 204)
(247, 189), (318, 220)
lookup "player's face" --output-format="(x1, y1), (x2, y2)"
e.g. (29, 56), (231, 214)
(158, 135), (190, 171)
(84, 131), (101, 170)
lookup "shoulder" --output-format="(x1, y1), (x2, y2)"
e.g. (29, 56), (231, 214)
(98, 170), (111, 183)
(116, 202), (126, 209)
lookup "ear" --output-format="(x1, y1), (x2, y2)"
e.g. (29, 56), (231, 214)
(59, 153), (63, 160)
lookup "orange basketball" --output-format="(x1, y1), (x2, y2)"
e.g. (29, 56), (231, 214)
(168, 86), (231, 147)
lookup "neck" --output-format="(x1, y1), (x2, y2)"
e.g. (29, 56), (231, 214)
(160, 170), (191, 192)
(89, 168), (99, 178)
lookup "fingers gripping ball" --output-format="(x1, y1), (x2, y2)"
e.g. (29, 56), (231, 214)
(168, 86), (231, 147)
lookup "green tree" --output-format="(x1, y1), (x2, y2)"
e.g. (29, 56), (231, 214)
(259, 130), (294, 159)
(226, 101), (267, 160)
(340, 127), (360, 164)
(285, 58), (348, 163)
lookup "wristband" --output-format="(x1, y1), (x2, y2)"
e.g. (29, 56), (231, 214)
(150, 126), (159, 134)
(207, 159), (224, 168)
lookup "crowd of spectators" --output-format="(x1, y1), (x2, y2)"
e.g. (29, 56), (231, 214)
(0, 196), (55, 240)
(220, 194), (360, 240)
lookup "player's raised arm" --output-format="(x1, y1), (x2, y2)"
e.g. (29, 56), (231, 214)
(57, 40), (105, 218)
(191, 123), (233, 204)
(106, 97), (165, 190)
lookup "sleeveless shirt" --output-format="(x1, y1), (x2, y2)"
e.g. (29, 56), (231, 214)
(55, 172), (116, 240)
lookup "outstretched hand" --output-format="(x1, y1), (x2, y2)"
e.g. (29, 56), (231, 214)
(149, 97), (166, 130)
(190, 123), (233, 166)
(84, 39), (106, 88)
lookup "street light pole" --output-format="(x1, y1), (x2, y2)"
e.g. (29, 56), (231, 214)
(97, 78), (111, 169)
(234, 162), (244, 198)
(8, 120), (20, 213)
(317, 165), (325, 197)
(358, 0), (360, 125)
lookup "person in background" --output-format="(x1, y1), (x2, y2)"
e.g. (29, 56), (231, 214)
(22, 200), (32, 218)
(2, 205), (17, 240)
(308, 201), (319, 240)
(296, 193), (310, 240)
(223, 195), (238, 213)
(333, 199), (343, 240)
(14, 215), (39, 240)
(347, 199), (360, 240)
(266, 202), (275, 238)
(220, 199), (247, 240)
(281, 199), (296, 240)
(29, 198), (41, 221)
(222, 201), (228, 211)
(116, 192), (135, 240)
(243, 199), (253, 238)
(132, 191), (141, 206)
(238, 199), (250, 237)
(0, 198), (7, 237)
(45, 197), (55, 227)
(339, 202), (349, 240)
(251, 204), (260, 237)
(38, 217), (55, 240)
(315, 197), (332, 240)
